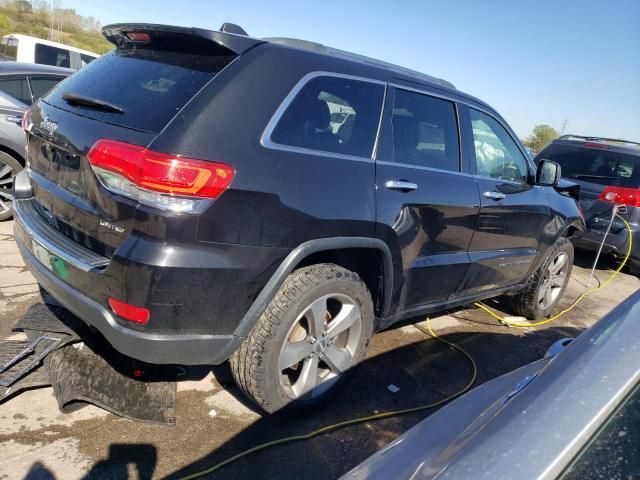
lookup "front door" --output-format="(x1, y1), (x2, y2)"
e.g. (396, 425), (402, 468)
(460, 106), (550, 294)
(375, 87), (480, 311)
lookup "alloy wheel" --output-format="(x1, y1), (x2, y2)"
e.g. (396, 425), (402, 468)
(538, 251), (569, 310)
(0, 159), (16, 218)
(278, 293), (362, 400)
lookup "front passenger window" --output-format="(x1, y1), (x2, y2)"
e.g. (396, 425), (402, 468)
(470, 109), (528, 183)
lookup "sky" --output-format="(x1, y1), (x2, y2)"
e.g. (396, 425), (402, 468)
(63, 0), (640, 142)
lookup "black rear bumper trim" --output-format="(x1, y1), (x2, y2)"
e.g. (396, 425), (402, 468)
(15, 234), (241, 365)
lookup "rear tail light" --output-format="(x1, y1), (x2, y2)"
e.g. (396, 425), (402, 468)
(108, 297), (150, 325)
(583, 142), (609, 150)
(87, 139), (234, 212)
(599, 186), (640, 207)
(125, 32), (151, 43)
(22, 107), (32, 132)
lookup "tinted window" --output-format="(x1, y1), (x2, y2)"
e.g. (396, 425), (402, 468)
(471, 109), (528, 183)
(30, 77), (64, 99)
(561, 383), (640, 479)
(35, 44), (71, 68)
(537, 143), (640, 188)
(392, 89), (459, 171)
(80, 54), (96, 67)
(0, 77), (31, 105)
(0, 37), (18, 60)
(45, 48), (234, 133)
(271, 76), (384, 158)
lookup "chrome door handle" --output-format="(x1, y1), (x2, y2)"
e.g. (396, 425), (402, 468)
(483, 191), (506, 200)
(385, 180), (418, 192)
(6, 115), (22, 125)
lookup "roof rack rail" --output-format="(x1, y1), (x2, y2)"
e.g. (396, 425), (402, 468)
(264, 37), (456, 90)
(558, 134), (640, 147)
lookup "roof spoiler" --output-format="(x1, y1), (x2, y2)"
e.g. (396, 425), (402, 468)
(102, 23), (263, 55)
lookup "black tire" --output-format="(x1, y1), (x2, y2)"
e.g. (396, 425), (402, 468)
(0, 151), (23, 221)
(230, 264), (374, 414)
(509, 237), (574, 320)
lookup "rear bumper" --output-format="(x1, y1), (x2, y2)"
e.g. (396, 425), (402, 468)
(16, 238), (241, 364)
(571, 221), (640, 261)
(13, 196), (289, 365)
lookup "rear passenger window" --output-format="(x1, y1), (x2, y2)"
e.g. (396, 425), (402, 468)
(270, 76), (385, 158)
(30, 77), (63, 100)
(391, 89), (460, 171)
(35, 44), (71, 68)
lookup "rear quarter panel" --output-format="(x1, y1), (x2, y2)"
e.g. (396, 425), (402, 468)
(150, 45), (384, 248)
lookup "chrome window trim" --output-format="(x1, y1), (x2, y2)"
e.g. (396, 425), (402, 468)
(390, 84), (463, 173)
(376, 160), (476, 178)
(260, 71), (387, 162)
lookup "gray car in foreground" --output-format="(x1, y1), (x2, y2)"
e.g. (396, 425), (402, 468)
(342, 290), (640, 480)
(0, 61), (72, 220)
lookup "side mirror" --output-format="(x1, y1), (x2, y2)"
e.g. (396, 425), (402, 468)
(536, 159), (561, 187)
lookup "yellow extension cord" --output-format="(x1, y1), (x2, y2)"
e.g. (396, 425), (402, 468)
(475, 214), (632, 328)
(179, 319), (478, 480)
(179, 214), (632, 479)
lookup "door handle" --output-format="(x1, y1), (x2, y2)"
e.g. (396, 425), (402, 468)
(385, 180), (418, 192)
(6, 115), (22, 126)
(483, 191), (506, 200)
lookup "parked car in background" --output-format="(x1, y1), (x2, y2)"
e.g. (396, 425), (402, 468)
(342, 290), (640, 480)
(13, 22), (583, 413)
(1, 34), (99, 70)
(0, 61), (72, 220)
(534, 135), (640, 275)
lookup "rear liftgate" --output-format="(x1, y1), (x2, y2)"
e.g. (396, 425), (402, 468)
(0, 304), (177, 425)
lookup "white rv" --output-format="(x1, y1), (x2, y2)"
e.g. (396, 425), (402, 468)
(0, 34), (99, 70)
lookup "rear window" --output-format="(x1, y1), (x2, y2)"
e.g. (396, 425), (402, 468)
(0, 77), (31, 105)
(44, 47), (235, 133)
(0, 37), (18, 60)
(538, 143), (640, 187)
(35, 43), (71, 68)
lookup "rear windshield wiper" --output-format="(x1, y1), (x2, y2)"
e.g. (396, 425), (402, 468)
(62, 92), (124, 114)
(571, 174), (620, 180)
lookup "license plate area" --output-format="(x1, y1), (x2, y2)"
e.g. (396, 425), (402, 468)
(31, 238), (70, 280)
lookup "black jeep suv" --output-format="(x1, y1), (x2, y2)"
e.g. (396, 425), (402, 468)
(13, 23), (583, 413)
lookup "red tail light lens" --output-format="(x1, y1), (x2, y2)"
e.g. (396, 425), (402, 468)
(126, 32), (151, 43)
(583, 142), (609, 150)
(87, 139), (234, 212)
(108, 297), (150, 325)
(599, 186), (640, 207)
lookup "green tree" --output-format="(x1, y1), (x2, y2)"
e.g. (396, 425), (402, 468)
(524, 124), (560, 152)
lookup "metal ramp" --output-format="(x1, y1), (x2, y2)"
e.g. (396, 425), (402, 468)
(1, 304), (177, 425)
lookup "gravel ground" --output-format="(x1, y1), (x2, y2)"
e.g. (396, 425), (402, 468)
(0, 218), (638, 479)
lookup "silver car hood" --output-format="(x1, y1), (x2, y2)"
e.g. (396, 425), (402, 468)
(342, 291), (640, 480)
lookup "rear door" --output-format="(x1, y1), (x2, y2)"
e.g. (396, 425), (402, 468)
(460, 106), (550, 294)
(375, 86), (480, 310)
